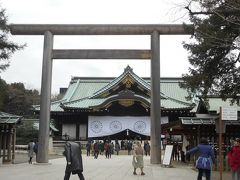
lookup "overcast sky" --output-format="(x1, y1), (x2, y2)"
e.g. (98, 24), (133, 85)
(1, 0), (192, 94)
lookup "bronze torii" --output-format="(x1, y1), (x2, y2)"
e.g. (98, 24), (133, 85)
(10, 24), (193, 164)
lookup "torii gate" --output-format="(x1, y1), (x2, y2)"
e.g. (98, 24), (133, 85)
(10, 24), (193, 164)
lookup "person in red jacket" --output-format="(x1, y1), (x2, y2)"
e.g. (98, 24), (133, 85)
(228, 138), (240, 180)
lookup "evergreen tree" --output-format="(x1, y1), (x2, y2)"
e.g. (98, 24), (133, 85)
(0, 6), (24, 72)
(0, 78), (8, 110)
(181, 0), (240, 103)
(3, 82), (40, 118)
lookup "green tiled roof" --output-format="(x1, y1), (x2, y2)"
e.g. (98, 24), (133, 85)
(161, 98), (193, 109)
(63, 98), (193, 110)
(34, 66), (195, 112)
(63, 98), (106, 109)
(0, 112), (22, 124)
(71, 81), (108, 100)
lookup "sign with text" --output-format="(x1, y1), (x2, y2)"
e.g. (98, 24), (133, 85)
(221, 107), (238, 121)
(162, 145), (173, 166)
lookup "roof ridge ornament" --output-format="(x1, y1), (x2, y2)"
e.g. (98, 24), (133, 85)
(124, 65), (133, 73)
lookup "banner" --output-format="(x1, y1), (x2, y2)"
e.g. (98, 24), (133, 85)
(88, 116), (168, 137)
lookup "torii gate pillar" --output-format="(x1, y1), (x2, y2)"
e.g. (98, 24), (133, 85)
(150, 31), (161, 163)
(37, 31), (53, 163)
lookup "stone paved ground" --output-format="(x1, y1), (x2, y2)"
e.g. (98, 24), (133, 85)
(0, 153), (231, 180)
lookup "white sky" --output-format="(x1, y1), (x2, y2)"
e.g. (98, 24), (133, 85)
(1, 0), (192, 94)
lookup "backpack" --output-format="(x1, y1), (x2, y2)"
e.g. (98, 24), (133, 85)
(33, 143), (38, 153)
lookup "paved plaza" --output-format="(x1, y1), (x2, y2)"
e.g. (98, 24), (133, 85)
(0, 154), (230, 180)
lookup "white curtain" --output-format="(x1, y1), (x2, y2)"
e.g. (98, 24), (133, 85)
(88, 116), (168, 137)
(62, 124), (76, 140)
(79, 124), (87, 139)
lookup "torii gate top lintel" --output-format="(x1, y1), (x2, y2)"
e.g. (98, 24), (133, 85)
(10, 24), (193, 35)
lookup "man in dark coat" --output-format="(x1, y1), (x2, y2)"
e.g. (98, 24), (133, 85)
(63, 141), (85, 180)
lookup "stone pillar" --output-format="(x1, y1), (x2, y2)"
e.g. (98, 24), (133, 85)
(37, 31), (53, 163)
(150, 31), (161, 164)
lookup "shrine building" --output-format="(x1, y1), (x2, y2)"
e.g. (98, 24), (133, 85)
(33, 66), (240, 145)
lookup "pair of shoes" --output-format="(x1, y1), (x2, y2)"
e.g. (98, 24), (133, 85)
(141, 172), (145, 176)
(133, 172), (137, 175)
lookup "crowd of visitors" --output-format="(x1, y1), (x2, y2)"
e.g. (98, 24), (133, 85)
(27, 136), (240, 180)
(85, 139), (150, 158)
(84, 138), (152, 159)
(171, 142), (186, 163)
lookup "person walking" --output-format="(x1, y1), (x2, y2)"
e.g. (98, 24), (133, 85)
(104, 141), (110, 159)
(132, 141), (145, 176)
(115, 142), (120, 155)
(86, 141), (91, 156)
(186, 137), (214, 180)
(27, 140), (35, 164)
(93, 141), (99, 159)
(127, 141), (132, 155)
(144, 141), (150, 156)
(228, 138), (240, 180)
(99, 141), (104, 155)
(63, 141), (85, 180)
(109, 142), (114, 158)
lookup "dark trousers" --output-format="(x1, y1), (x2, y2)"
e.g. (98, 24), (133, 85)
(86, 150), (90, 156)
(28, 157), (33, 164)
(180, 151), (185, 162)
(105, 150), (110, 158)
(64, 171), (85, 180)
(94, 151), (99, 159)
(197, 169), (210, 180)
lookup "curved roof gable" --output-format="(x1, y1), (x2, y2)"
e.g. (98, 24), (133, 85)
(91, 66), (147, 98)
(91, 65), (167, 99)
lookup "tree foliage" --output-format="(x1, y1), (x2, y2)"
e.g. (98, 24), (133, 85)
(0, 81), (40, 144)
(181, 0), (240, 103)
(16, 120), (38, 145)
(0, 82), (40, 118)
(0, 6), (24, 72)
(4, 83), (40, 117)
(0, 78), (8, 110)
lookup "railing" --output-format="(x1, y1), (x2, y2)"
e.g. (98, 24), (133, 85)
(15, 145), (28, 151)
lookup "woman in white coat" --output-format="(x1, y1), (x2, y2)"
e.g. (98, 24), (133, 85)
(132, 141), (145, 175)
